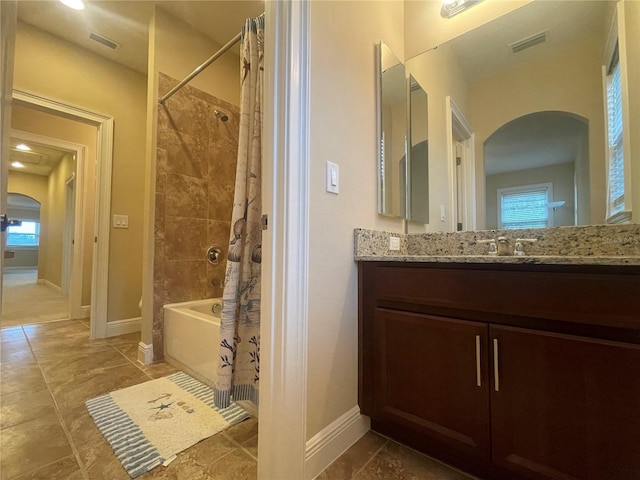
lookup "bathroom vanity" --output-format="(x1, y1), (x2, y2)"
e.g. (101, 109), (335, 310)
(358, 258), (640, 480)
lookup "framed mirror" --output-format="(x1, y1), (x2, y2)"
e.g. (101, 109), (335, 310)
(405, 0), (638, 230)
(378, 41), (407, 219)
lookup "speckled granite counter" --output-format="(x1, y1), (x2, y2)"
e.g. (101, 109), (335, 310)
(354, 225), (640, 266)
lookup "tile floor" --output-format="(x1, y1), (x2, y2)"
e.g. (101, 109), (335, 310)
(0, 318), (474, 480)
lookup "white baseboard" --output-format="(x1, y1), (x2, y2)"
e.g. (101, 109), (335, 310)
(3, 266), (38, 271)
(37, 278), (61, 292)
(304, 406), (371, 480)
(71, 305), (91, 320)
(138, 341), (153, 365)
(106, 316), (141, 337)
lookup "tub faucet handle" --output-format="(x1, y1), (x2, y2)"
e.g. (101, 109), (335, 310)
(207, 246), (223, 265)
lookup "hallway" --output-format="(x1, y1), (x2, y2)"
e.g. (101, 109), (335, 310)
(1, 270), (69, 327)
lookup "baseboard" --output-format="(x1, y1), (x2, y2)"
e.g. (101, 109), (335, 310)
(106, 316), (141, 337)
(138, 342), (153, 365)
(3, 266), (38, 271)
(304, 406), (371, 480)
(79, 305), (91, 319)
(37, 278), (61, 292)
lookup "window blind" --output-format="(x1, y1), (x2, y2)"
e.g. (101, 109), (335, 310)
(606, 45), (625, 212)
(500, 187), (549, 230)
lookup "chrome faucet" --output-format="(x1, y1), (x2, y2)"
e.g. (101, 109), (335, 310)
(513, 238), (538, 256)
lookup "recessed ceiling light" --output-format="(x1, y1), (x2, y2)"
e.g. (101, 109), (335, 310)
(11, 162), (25, 169)
(59, 0), (85, 11)
(15, 143), (31, 151)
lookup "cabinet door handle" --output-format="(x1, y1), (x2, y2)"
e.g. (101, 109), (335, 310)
(493, 338), (500, 392)
(475, 335), (481, 387)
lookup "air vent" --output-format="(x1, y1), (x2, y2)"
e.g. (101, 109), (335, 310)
(89, 32), (120, 50)
(509, 30), (548, 54)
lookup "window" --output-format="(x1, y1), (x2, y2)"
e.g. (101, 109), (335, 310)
(6, 221), (40, 247)
(606, 42), (625, 216)
(498, 184), (551, 230)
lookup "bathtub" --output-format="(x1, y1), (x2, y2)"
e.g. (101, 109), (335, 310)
(163, 298), (258, 417)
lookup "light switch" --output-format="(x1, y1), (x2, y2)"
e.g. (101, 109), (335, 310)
(113, 214), (129, 229)
(389, 236), (401, 251)
(326, 161), (339, 194)
(440, 205), (446, 222)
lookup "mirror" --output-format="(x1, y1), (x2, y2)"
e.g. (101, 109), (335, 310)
(379, 41), (407, 218)
(409, 75), (429, 223)
(405, 0), (637, 230)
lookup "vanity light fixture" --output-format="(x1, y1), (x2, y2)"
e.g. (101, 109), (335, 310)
(441, 0), (483, 19)
(59, 0), (85, 11)
(11, 162), (25, 169)
(15, 143), (30, 151)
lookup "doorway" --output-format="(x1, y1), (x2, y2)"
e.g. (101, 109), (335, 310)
(1, 127), (88, 327)
(2, 90), (115, 338)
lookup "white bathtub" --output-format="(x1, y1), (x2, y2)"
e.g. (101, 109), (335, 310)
(163, 298), (258, 417)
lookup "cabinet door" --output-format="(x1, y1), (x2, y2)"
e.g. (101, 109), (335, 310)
(373, 308), (490, 461)
(491, 325), (640, 480)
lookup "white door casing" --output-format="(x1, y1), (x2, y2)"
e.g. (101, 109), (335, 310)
(12, 90), (113, 338)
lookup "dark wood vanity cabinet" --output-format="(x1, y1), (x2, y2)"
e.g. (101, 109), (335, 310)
(359, 261), (640, 480)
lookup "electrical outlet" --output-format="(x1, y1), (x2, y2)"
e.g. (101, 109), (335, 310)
(389, 236), (401, 251)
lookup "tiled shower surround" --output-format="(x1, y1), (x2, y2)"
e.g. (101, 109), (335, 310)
(153, 73), (239, 360)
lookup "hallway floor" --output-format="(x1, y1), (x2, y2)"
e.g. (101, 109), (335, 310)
(0, 318), (473, 480)
(1, 270), (69, 327)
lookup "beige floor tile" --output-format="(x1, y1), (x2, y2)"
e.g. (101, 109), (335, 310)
(49, 363), (151, 411)
(354, 441), (474, 480)
(0, 415), (73, 480)
(141, 362), (180, 379)
(242, 435), (258, 460)
(79, 440), (130, 480)
(0, 327), (26, 342)
(59, 403), (110, 452)
(224, 417), (258, 445)
(113, 343), (138, 362)
(317, 431), (387, 480)
(13, 455), (83, 480)
(39, 346), (129, 383)
(0, 347), (37, 368)
(0, 364), (46, 396)
(0, 388), (57, 430)
(206, 449), (257, 480)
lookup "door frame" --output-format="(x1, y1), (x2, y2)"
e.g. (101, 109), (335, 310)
(12, 89), (114, 338)
(62, 172), (75, 296)
(446, 96), (476, 231)
(10, 128), (87, 320)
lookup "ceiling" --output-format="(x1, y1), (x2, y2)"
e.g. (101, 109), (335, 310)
(9, 138), (70, 176)
(17, 0), (265, 75)
(445, 1), (610, 83)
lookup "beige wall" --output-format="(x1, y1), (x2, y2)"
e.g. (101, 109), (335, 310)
(14, 22), (147, 321)
(406, 42), (470, 233)
(468, 36), (607, 227)
(41, 153), (75, 288)
(622, 0), (640, 222)
(11, 105), (96, 306)
(154, 7), (241, 107)
(307, 0), (404, 440)
(485, 163), (576, 229)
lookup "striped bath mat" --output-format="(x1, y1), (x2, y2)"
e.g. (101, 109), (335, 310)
(86, 371), (249, 478)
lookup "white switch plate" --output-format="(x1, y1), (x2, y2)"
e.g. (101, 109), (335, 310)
(440, 205), (446, 222)
(113, 214), (129, 229)
(326, 161), (339, 194)
(389, 236), (401, 251)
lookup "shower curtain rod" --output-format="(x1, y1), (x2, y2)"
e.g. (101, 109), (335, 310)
(158, 30), (242, 105)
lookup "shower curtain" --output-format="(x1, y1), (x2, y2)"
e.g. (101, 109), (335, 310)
(214, 14), (264, 409)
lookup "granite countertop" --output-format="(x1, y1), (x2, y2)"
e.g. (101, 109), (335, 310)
(355, 254), (640, 266)
(354, 225), (640, 266)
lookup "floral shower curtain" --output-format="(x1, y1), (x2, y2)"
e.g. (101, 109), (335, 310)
(214, 14), (264, 409)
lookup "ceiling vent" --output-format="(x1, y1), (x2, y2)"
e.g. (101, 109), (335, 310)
(509, 30), (548, 54)
(89, 32), (120, 50)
